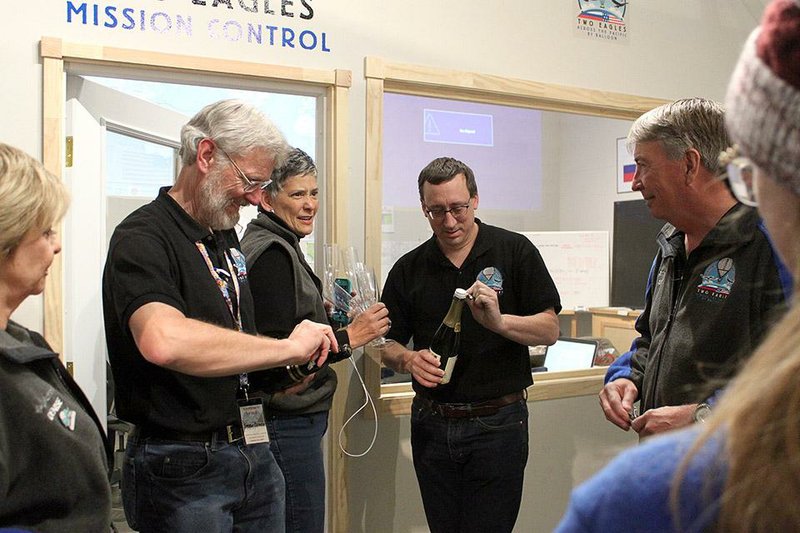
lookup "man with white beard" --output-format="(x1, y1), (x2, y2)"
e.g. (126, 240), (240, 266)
(103, 99), (337, 532)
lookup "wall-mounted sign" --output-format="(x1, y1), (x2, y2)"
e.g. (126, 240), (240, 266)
(64, 0), (331, 54)
(575, 0), (628, 43)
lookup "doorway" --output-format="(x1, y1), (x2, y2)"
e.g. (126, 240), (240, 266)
(64, 72), (322, 424)
(41, 38), (352, 529)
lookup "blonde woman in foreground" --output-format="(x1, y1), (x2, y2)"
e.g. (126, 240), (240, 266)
(0, 143), (111, 531)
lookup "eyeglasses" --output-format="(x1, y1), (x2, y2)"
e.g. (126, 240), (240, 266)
(217, 146), (272, 193)
(718, 145), (757, 207)
(424, 202), (472, 221)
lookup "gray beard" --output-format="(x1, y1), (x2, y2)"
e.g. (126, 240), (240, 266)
(196, 167), (240, 230)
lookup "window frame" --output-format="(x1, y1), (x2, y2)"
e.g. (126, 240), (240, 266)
(363, 56), (667, 414)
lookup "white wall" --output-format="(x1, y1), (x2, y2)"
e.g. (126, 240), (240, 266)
(557, 114), (636, 233)
(0, 1), (767, 530)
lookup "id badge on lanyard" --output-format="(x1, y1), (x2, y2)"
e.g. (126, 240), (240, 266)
(238, 398), (269, 444)
(196, 239), (269, 444)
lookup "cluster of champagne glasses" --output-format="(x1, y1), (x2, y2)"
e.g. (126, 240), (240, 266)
(323, 244), (387, 346)
(323, 244), (383, 457)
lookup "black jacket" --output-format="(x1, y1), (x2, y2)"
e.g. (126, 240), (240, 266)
(606, 204), (790, 412)
(0, 321), (111, 532)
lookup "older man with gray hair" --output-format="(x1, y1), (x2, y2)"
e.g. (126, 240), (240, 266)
(599, 97), (789, 438)
(103, 99), (337, 532)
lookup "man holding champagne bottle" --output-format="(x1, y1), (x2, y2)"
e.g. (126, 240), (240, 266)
(381, 157), (561, 533)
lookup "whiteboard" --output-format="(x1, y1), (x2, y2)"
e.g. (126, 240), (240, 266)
(520, 231), (609, 310)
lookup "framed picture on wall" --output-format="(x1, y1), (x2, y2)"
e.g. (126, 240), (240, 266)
(616, 137), (636, 193)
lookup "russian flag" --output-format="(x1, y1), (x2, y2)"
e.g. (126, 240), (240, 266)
(623, 164), (636, 183)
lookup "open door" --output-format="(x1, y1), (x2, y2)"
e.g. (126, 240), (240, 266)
(63, 78), (184, 424)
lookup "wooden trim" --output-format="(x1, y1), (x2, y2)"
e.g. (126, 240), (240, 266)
(365, 56), (666, 120)
(377, 369), (607, 417)
(335, 69), (352, 89)
(327, 80), (351, 533)
(41, 36), (337, 86)
(363, 76), (384, 276)
(42, 54), (65, 357)
(40, 37), (63, 60)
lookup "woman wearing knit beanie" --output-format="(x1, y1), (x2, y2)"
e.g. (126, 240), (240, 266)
(555, 1), (800, 531)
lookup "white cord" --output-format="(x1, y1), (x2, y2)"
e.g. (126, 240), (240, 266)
(338, 353), (378, 457)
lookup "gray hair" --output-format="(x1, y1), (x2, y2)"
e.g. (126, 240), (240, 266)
(0, 143), (69, 259)
(265, 147), (317, 197)
(179, 99), (289, 169)
(627, 98), (730, 174)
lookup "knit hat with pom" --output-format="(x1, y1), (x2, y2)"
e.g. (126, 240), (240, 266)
(725, 0), (800, 193)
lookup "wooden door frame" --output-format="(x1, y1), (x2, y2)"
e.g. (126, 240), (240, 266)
(40, 37), (353, 532)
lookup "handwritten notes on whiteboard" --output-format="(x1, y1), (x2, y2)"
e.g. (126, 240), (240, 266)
(520, 231), (609, 310)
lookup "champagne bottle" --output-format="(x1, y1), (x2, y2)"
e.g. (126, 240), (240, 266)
(254, 345), (352, 392)
(430, 288), (467, 385)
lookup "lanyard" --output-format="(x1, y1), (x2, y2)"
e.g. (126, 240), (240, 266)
(195, 239), (250, 396)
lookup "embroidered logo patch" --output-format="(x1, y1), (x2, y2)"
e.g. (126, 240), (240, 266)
(477, 266), (504, 295)
(696, 257), (735, 301)
(43, 394), (76, 431)
(59, 407), (77, 431)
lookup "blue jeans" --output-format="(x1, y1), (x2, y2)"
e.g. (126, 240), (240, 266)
(411, 396), (529, 533)
(267, 411), (329, 533)
(121, 435), (285, 533)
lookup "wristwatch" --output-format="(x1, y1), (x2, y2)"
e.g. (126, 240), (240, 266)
(692, 403), (712, 423)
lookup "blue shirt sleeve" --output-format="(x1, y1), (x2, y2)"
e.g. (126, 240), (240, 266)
(555, 427), (724, 533)
(604, 255), (659, 389)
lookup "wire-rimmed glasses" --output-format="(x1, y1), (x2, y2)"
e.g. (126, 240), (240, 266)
(216, 145), (272, 193)
(424, 202), (472, 221)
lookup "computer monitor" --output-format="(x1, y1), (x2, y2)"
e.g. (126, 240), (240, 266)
(544, 337), (599, 372)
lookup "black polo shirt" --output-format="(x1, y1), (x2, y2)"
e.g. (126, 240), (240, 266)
(382, 219), (561, 403)
(102, 187), (256, 433)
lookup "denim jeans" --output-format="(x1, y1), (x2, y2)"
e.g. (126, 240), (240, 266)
(121, 435), (285, 533)
(411, 396), (529, 533)
(267, 411), (329, 533)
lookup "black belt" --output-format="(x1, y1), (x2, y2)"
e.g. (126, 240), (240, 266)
(416, 390), (526, 418)
(133, 424), (244, 444)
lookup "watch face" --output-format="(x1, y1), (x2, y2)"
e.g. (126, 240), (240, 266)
(694, 404), (711, 423)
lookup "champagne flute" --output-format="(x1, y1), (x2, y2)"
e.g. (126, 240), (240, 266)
(354, 263), (389, 347)
(322, 243), (338, 305)
(339, 247), (392, 347)
(340, 246), (372, 315)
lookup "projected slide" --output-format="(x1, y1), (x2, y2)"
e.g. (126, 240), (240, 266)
(423, 109), (494, 147)
(383, 93), (542, 211)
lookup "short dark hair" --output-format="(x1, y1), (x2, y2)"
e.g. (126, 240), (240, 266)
(417, 157), (478, 200)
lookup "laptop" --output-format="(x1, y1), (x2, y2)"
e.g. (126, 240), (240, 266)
(543, 337), (599, 372)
